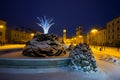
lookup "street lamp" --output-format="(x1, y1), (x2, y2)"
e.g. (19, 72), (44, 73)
(0, 25), (3, 28)
(79, 35), (83, 38)
(90, 29), (98, 47)
(63, 29), (66, 33)
(91, 29), (98, 33)
(30, 33), (35, 39)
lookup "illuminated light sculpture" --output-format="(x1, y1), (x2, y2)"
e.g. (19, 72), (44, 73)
(37, 16), (54, 34)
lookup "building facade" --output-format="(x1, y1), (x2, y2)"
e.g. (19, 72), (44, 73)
(106, 16), (120, 46)
(6, 27), (34, 44)
(83, 34), (87, 43)
(75, 26), (83, 44)
(86, 28), (98, 46)
(86, 16), (120, 47)
(62, 26), (83, 46)
(0, 20), (6, 45)
(76, 26), (82, 36)
(97, 27), (106, 46)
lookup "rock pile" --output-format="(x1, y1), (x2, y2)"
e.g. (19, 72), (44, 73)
(22, 34), (66, 57)
(69, 43), (98, 73)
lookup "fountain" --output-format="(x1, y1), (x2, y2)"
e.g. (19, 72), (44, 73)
(22, 16), (67, 57)
(0, 17), (99, 80)
(37, 16), (54, 34)
(0, 16), (70, 69)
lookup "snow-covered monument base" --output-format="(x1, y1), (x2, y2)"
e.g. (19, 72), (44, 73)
(69, 43), (98, 73)
(22, 34), (66, 57)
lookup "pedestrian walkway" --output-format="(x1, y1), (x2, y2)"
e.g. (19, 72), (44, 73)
(0, 44), (25, 51)
(91, 46), (120, 58)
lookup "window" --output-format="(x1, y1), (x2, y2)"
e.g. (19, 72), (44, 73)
(112, 29), (114, 32)
(112, 36), (114, 39)
(118, 34), (120, 38)
(14, 34), (16, 37)
(117, 20), (119, 23)
(0, 32), (2, 36)
(112, 22), (114, 25)
(108, 24), (110, 27)
(108, 36), (110, 39)
(117, 27), (119, 31)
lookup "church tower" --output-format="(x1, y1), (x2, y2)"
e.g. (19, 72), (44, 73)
(63, 29), (66, 43)
(76, 26), (83, 43)
(76, 26), (82, 37)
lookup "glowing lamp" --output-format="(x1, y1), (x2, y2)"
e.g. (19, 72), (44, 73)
(63, 29), (66, 33)
(91, 29), (98, 33)
(31, 33), (34, 37)
(0, 25), (3, 28)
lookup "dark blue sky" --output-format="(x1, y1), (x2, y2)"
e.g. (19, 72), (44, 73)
(0, 0), (120, 37)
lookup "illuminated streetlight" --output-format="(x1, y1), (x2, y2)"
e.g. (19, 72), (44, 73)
(90, 29), (98, 47)
(79, 35), (83, 38)
(63, 29), (66, 33)
(91, 29), (98, 33)
(31, 33), (35, 37)
(0, 25), (3, 28)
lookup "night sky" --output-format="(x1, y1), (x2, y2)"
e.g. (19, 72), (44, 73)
(0, 0), (120, 37)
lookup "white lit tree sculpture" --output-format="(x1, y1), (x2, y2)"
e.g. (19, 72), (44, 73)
(37, 16), (54, 34)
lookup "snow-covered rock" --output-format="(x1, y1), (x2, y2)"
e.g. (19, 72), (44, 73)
(22, 34), (66, 57)
(69, 43), (98, 73)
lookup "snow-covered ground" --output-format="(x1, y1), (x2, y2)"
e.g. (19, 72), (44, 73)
(0, 67), (107, 80)
(96, 54), (120, 65)
(96, 59), (120, 80)
(92, 47), (120, 65)
(92, 48), (120, 80)
(0, 48), (120, 80)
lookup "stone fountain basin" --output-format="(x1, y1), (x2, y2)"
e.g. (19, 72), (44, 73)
(0, 58), (70, 68)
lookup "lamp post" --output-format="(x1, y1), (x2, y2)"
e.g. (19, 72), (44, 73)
(90, 29), (98, 48)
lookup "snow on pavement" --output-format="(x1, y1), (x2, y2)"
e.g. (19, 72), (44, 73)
(0, 47), (120, 80)
(96, 58), (120, 80)
(0, 67), (107, 80)
(93, 48), (120, 80)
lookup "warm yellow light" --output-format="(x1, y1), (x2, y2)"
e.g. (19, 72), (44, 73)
(0, 25), (4, 28)
(79, 35), (83, 38)
(63, 29), (66, 33)
(31, 33), (34, 37)
(91, 29), (98, 33)
(74, 38), (76, 39)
